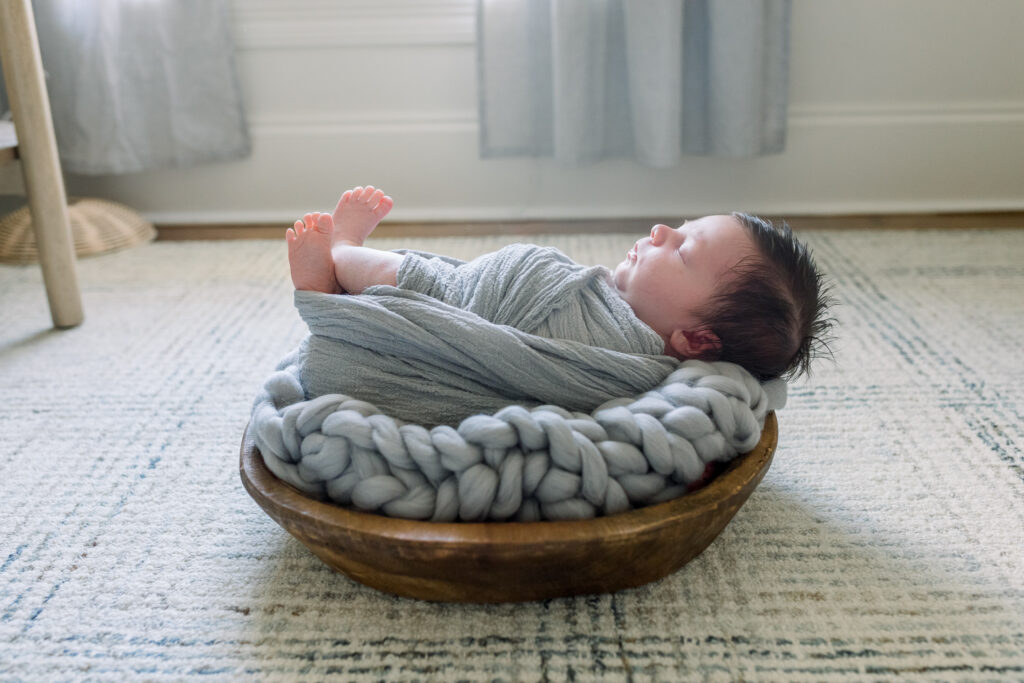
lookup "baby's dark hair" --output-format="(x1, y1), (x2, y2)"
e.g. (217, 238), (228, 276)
(696, 213), (834, 381)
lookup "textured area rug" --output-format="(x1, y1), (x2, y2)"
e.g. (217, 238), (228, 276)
(2, 228), (1023, 681)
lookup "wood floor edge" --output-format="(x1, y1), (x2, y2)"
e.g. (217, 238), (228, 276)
(155, 211), (1024, 241)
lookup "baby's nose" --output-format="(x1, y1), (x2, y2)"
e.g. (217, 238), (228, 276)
(650, 224), (672, 244)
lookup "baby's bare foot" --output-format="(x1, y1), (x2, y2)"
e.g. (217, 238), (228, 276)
(331, 185), (394, 246)
(286, 212), (342, 293)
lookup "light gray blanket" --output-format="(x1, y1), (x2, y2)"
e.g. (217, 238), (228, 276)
(298, 245), (676, 425)
(250, 246), (786, 521)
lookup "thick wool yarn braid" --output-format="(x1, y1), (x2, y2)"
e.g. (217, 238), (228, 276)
(251, 359), (785, 522)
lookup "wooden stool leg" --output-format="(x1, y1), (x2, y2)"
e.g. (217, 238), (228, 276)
(0, 0), (83, 328)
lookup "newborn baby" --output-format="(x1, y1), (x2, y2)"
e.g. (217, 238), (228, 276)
(287, 186), (831, 381)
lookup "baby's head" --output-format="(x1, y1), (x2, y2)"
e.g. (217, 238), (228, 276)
(612, 213), (833, 380)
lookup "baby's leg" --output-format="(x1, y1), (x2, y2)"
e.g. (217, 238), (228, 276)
(331, 185), (393, 247)
(286, 212), (342, 293)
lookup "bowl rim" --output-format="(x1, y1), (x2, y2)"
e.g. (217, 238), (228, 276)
(240, 411), (777, 547)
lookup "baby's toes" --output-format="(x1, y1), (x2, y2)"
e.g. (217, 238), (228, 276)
(316, 213), (333, 232)
(374, 195), (394, 218)
(333, 190), (353, 217)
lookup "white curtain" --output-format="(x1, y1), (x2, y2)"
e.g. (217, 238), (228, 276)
(0, 0), (250, 175)
(477, 0), (791, 167)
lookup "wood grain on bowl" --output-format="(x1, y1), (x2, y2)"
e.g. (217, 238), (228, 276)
(240, 412), (777, 603)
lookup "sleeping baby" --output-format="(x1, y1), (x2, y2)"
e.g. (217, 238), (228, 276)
(286, 186), (832, 383)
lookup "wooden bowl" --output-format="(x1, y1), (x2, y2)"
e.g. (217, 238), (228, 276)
(239, 412), (777, 603)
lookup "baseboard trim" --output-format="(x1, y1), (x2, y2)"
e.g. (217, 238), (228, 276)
(155, 211), (1024, 241)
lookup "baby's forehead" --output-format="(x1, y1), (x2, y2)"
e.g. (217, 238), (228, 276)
(682, 214), (740, 227)
(667, 214), (748, 239)
(703, 216), (761, 266)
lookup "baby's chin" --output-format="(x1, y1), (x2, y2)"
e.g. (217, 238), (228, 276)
(610, 261), (628, 292)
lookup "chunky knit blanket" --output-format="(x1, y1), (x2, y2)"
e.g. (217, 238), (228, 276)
(250, 248), (786, 521)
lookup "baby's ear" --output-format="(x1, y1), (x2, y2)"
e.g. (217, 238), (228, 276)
(668, 329), (722, 360)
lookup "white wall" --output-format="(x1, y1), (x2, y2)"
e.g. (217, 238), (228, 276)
(64, 0), (1024, 224)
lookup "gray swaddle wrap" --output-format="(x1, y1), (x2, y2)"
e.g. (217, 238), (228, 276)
(396, 244), (663, 355)
(299, 244), (672, 424)
(250, 245), (786, 521)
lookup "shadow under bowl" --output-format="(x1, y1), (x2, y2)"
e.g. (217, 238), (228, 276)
(240, 412), (777, 603)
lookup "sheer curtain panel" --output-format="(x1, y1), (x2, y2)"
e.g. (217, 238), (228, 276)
(477, 0), (791, 167)
(0, 0), (250, 175)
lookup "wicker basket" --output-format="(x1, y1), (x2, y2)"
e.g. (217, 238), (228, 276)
(0, 197), (156, 264)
